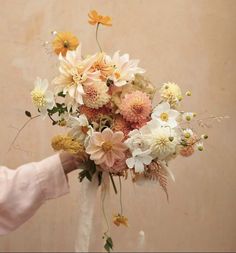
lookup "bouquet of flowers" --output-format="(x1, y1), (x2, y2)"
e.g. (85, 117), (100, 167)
(27, 10), (210, 252)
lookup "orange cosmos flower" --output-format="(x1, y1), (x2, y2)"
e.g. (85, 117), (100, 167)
(52, 32), (79, 56)
(88, 10), (112, 26)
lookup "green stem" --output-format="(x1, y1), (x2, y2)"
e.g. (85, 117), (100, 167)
(109, 173), (118, 194)
(96, 23), (102, 52)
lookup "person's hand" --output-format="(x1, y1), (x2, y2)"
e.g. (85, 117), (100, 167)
(59, 152), (80, 175)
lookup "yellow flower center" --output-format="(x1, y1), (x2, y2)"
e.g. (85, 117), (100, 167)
(31, 90), (46, 107)
(160, 112), (169, 122)
(102, 141), (113, 152)
(114, 71), (120, 79)
(156, 137), (169, 147)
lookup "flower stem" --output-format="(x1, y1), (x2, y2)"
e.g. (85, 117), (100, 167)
(96, 23), (103, 52)
(109, 173), (117, 194)
(119, 176), (123, 215)
(102, 185), (109, 234)
(8, 115), (41, 152)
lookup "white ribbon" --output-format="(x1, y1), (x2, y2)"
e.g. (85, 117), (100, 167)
(74, 175), (98, 252)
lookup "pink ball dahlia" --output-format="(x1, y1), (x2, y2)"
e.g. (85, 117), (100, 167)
(119, 91), (152, 123)
(112, 115), (132, 139)
(86, 128), (128, 168)
(180, 145), (195, 157)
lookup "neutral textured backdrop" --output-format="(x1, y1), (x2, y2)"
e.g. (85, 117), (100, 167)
(0, 0), (235, 252)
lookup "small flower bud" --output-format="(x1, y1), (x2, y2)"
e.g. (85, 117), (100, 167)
(169, 136), (174, 142)
(198, 146), (203, 151)
(186, 115), (191, 121)
(186, 91), (192, 96)
(201, 134), (208, 139)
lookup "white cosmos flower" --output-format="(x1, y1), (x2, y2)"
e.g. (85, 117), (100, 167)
(105, 51), (145, 87)
(31, 77), (54, 115)
(152, 102), (179, 128)
(68, 114), (93, 146)
(126, 149), (153, 173)
(53, 45), (100, 111)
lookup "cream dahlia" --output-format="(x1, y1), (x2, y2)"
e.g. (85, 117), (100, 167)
(160, 82), (183, 108)
(86, 128), (127, 168)
(83, 81), (110, 109)
(119, 91), (152, 123)
(149, 127), (179, 160)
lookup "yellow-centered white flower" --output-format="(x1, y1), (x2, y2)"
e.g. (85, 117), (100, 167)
(31, 77), (54, 115)
(152, 102), (179, 128)
(183, 128), (193, 139)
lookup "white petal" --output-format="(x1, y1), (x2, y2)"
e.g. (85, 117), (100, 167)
(126, 157), (135, 169)
(141, 155), (153, 165)
(168, 109), (180, 119)
(134, 160), (144, 173)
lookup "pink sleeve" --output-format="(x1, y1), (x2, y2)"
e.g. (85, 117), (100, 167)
(0, 154), (69, 235)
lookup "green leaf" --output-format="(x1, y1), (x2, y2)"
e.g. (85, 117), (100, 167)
(107, 237), (113, 248)
(104, 237), (113, 252)
(25, 111), (32, 118)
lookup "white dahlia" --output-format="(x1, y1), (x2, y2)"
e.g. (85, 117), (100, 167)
(150, 127), (179, 160)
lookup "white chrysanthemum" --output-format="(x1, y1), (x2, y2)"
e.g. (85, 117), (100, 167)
(105, 51), (145, 87)
(150, 127), (179, 160)
(159, 82), (182, 108)
(152, 102), (180, 128)
(83, 81), (110, 109)
(126, 149), (153, 173)
(53, 45), (100, 108)
(68, 114), (93, 146)
(31, 77), (54, 115)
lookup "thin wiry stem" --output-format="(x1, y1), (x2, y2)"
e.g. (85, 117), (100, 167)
(101, 183), (109, 234)
(109, 173), (118, 194)
(119, 176), (123, 215)
(8, 115), (41, 152)
(96, 23), (103, 52)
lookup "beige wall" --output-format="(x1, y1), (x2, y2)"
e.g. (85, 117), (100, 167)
(0, 0), (235, 251)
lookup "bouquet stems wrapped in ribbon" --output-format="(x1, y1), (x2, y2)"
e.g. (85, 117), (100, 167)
(25, 10), (218, 252)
